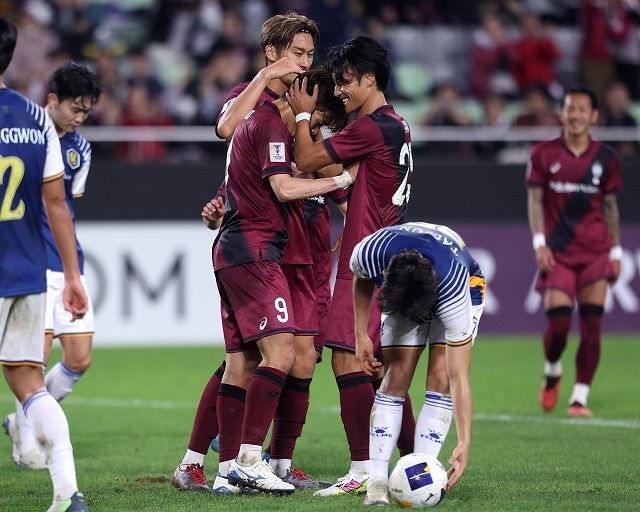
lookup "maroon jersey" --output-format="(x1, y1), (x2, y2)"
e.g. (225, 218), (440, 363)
(323, 105), (412, 279)
(215, 82), (279, 139)
(526, 137), (622, 257)
(213, 102), (293, 270)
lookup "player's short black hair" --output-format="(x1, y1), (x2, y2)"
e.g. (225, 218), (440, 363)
(563, 86), (598, 110)
(380, 250), (439, 324)
(48, 62), (101, 105)
(260, 11), (319, 55)
(0, 16), (17, 75)
(325, 35), (391, 92)
(292, 66), (348, 133)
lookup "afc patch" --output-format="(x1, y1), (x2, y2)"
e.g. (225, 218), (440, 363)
(66, 148), (80, 170)
(269, 142), (286, 163)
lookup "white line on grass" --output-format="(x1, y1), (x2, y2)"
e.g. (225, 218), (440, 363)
(1, 394), (638, 429)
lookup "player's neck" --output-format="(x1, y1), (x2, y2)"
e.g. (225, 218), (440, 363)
(275, 98), (296, 135)
(357, 91), (386, 117)
(267, 77), (287, 97)
(562, 132), (590, 155)
(0, 77), (5, 89)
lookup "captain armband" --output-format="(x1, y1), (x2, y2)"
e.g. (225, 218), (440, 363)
(609, 246), (623, 261)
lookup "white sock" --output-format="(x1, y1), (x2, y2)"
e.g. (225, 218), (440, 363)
(544, 360), (563, 378)
(350, 459), (369, 478)
(181, 449), (205, 467)
(45, 362), (84, 402)
(369, 391), (403, 484)
(269, 458), (292, 478)
(218, 459), (232, 477)
(237, 444), (262, 467)
(15, 397), (40, 456)
(414, 392), (453, 457)
(569, 383), (590, 407)
(24, 391), (78, 503)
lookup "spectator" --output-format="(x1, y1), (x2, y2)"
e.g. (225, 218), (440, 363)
(469, 13), (515, 100)
(124, 48), (164, 101)
(507, 11), (561, 96)
(577, 0), (627, 100)
(474, 93), (509, 158)
(600, 80), (638, 157)
(515, 83), (561, 126)
(609, 1), (640, 100)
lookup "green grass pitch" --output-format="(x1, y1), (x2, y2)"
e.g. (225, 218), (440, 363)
(1, 336), (639, 511)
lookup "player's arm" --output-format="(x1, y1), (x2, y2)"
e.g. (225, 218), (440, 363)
(268, 167), (355, 202)
(527, 186), (555, 274)
(287, 79), (337, 172)
(602, 193), (622, 281)
(216, 58), (303, 141)
(43, 178), (88, 320)
(444, 340), (473, 489)
(353, 275), (380, 376)
(202, 196), (225, 230)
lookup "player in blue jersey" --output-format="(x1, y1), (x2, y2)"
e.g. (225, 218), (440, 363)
(1, 17), (89, 512)
(4, 62), (100, 471)
(348, 222), (485, 506)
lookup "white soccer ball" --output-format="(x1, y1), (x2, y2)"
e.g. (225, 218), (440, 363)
(388, 453), (448, 508)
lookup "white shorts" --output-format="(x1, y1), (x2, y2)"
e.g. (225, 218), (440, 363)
(45, 270), (95, 338)
(0, 294), (46, 366)
(380, 303), (484, 349)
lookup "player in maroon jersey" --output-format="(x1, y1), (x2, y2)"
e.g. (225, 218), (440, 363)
(526, 86), (622, 418)
(172, 12), (322, 493)
(287, 35), (418, 496)
(214, 70), (352, 495)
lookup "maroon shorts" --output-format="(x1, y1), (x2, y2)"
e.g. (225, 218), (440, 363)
(536, 252), (615, 298)
(283, 263), (318, 337)
(216, 261), (295, 352)
(324, 277), (382, 353)
(308, 222), (333, 356)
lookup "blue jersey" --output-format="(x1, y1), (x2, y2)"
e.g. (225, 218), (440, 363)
(41, 131), (91, 273)
(350, 222), (485, 340)
(0, 88), (64, 297)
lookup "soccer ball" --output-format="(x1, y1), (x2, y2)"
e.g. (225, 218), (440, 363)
(388, 453), (448, 508)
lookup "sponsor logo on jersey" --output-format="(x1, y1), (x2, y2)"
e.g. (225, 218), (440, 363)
(66, 148), (80, 169)
(550, 161), (561, 174)
(269, 142), (286, 163)
(549, 180), (598, 194)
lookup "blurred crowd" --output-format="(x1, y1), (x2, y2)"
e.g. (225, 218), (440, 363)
(1, 0), (639, 162)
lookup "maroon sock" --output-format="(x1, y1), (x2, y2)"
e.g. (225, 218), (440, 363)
(241, 367), (286, 446)
(337, 371), (374, 461)
(544, 307), (572, 363)
(371, 377), (415, 456)
(269, 376), (311, 460)
(187, 361), (226, 454)
(216, 383), (246, 462)
(576, 305), (603, 385)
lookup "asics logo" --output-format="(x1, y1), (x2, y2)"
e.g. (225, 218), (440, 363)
(259, 317), (268, 330)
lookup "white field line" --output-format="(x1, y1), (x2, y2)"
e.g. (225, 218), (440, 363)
(1, 394), (638, 429)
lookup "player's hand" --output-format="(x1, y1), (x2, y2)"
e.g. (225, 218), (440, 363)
(287, 77), (318, 116)
(535, 246), (555, 274)
(264, 57), (303, 81)
(202, 197), (225, 229)
(446, 441), (469, 489)
(331, 234), (343, 254)
(356, 334), (381, 376)
(62, 276), (88, 322)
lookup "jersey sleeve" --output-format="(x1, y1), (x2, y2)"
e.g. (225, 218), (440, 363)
(43, 113), (64, 182)
(255, 119), (292, 179)
(71, 146), (91, 197)
(349, 239), (371, 279)
(603, 150), (623, 195)
(525, 143), (546, 188)
(322, 116), (379, 164)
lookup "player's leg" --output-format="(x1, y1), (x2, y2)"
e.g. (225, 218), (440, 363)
(1, 294), (87, 511)
(47, 334), (92, 401)
(366, 345), (422, 506)
(538, 262), (575, 412)
(570, 275), (609, 417)
(228, 332), (296, 494)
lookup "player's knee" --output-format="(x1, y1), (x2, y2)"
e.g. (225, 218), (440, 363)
(545, 306), (573, 336)
(65, 354), (92, 373)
